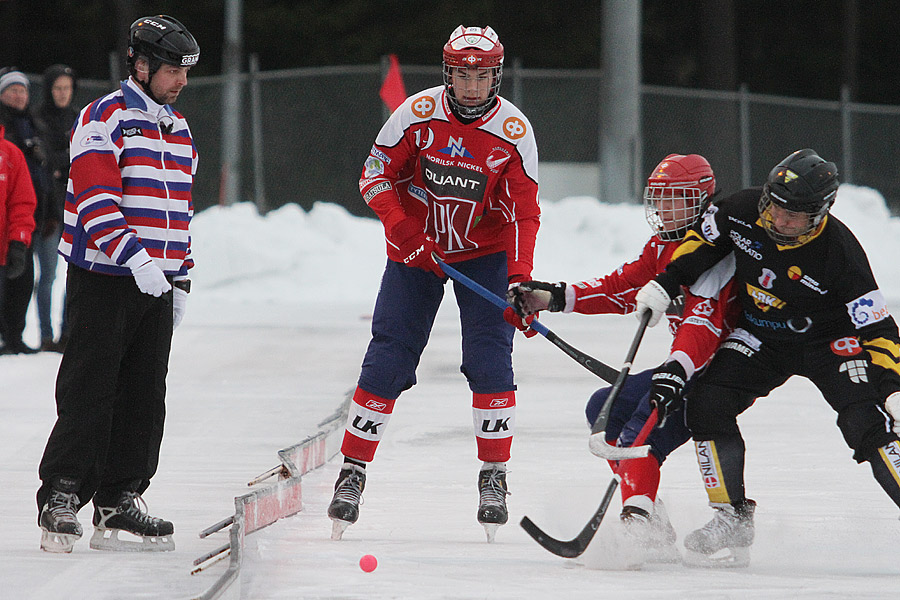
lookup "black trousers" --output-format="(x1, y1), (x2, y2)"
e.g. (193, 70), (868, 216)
(37, 264), (174, 512)
(687, 328), (899, 505)
(0, 245), (34, 345)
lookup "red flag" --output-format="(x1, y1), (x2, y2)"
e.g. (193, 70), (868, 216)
(379, 54), (407, 112)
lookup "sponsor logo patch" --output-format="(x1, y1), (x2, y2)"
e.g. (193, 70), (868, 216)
(365, 399), (387, 411)
(839, 359), (869, 383)
(759, 268), (776, 289)
(830, 337), (862, 356)
(690, 299), (714, 317)
(746, 283), (785, 311)
(847, 290), (890, 329)
(438, 136), (474, 159)
(486, 147), (511, 173)
(411, 95), (436, 119)
(370, 146), (391, 164)
(700, 206), (721, 241)
(121, 126), (142, 137)
(81, 133), (107, 147)
(696, 441), (720, 489)
(730, 230), (763, 260)
(727, 327), (762, 350)
(363, 156), (385, 179)
(363, 181), (392, 203)
(502, 117), (527, 140)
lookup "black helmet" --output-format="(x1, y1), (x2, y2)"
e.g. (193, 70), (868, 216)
(128, 15), (199, 76)
(758, 149), (839, 246)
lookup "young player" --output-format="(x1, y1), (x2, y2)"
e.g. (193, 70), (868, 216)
(635, 148), (900, 566)
(508, 153), (738, 564)
(327, 25), (541, 542)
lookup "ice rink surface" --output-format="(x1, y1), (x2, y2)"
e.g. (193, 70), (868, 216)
(2, 187), (899, 599)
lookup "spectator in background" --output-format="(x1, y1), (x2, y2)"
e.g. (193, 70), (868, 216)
(0, 68), (50, 354)
(0, 122), (38, 347)
(36, 64), (78, 352)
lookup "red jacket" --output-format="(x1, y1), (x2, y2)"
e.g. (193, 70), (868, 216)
(0, 124), (37, 264)
(566, 236), (739, 376)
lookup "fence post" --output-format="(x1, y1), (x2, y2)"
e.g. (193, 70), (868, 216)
(739, 83), (751, 189)
(249, 53), (267, 214)
(840, 85), (853, 183)
(511, 57), (524, 109)
(220, 0), (243, 206)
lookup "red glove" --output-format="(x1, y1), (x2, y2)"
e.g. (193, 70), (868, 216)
(504, 306), (539, 338)
(391, 218), (445, 277)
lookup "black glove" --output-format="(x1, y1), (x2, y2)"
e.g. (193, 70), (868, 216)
(506, 280), (566, 316)
(5, 241), (27, 279)
(649, 361), (687, 427)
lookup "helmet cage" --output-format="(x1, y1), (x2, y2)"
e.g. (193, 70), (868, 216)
(758, 184), (835, 247)
(643, 185), (706, 242)
(442, 26), (503, 118)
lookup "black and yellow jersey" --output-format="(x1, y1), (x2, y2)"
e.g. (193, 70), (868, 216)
(656, 187), (898, 347)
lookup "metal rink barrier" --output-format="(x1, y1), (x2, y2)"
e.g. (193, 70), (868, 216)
(192, 392), (351, 600)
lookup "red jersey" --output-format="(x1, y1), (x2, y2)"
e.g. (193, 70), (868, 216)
(567, 236), (739, 375)
(359, 86), (541, 281)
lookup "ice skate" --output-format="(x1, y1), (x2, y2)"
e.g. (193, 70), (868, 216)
(620, 497), (680, 564)
(477, 465), (509, 543)
(327, 464), (366, 540)
(683, 499), (755, 568)
(90, 491), (174, 552)
(39, 489), (83, 553)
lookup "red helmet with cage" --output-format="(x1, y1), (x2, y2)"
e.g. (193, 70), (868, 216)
(442, 26), (504, 118)
(643, 154), (716, 241)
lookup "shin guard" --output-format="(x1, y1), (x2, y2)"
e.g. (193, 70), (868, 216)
(694, 437), (746, 505)
(472, 391), (516, 462)
(340, 387), (396, 462)
(869, 440), (900, 508)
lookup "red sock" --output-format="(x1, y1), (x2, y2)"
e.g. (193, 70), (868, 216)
(617, 454), (661, 503)
(472, 391), (516, 462)
(340, 387), (396, 462)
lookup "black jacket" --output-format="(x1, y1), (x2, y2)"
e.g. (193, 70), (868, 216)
(37, 64), (78, 227)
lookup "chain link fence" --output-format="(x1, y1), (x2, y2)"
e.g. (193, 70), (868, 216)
(53, 65), (900, 216)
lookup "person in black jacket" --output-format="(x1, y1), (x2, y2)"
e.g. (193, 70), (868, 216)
(634, 149), (900, 567)
(36, 64), (77, 352)
(0, 68), (50, 354)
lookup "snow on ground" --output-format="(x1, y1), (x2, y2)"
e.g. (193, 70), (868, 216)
(2, 185), (899, 599)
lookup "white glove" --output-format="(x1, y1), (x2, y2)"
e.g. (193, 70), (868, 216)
(886, 392), (900, 435)
(635, 280), (671, 327)
(173, 286), (188, 329)
(125, 249), (171, 297)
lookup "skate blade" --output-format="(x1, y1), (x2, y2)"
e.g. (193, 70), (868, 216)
(41, 529), (81, 553)
(330, 519), (351, 541)
(683, 546), (749, 568)
(89, 528), (175, 552)
(481, 523), (500, 543)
